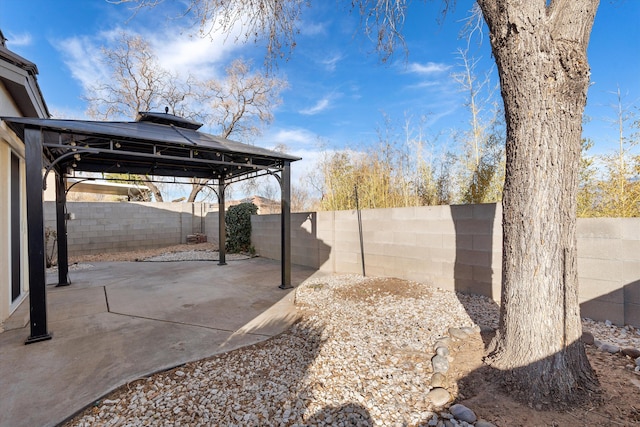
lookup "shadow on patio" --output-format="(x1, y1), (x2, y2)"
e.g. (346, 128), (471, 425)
(0, 257), (324, 427)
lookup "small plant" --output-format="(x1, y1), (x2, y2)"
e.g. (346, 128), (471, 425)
(225, 202), (258, 253)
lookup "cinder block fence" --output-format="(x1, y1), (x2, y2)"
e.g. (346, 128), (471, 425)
(43, 201), (639, 326)
(44, 201), (220, 256)
(252, 204), (640, 327)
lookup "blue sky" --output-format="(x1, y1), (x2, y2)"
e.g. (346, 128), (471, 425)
(1, 0), (638, 193)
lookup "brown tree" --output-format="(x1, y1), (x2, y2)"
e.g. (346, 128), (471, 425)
(477, 0), (600, 405)
(115, 0), (603, 405)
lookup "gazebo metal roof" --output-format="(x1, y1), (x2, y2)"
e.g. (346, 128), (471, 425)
(2, 112), (297, 344)
(3, 112), (300, 182)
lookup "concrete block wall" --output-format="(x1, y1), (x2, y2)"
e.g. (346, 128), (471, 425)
(44, 202), (219, 256)
(253, 204), (501, 296)
(577, 219), (640, 326)
(252, 212), (323, 268)
(39, 201), (639, 326)
(252, 204), (640, 327)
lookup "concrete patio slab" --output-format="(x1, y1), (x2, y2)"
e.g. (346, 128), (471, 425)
(0, 258), (323, 427)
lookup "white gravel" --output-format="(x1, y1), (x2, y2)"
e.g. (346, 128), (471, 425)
(144, 250), (250, 262)
(64, 273), (639, 427)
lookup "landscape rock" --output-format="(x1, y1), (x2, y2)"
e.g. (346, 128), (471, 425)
(432, 354), (450, 373)
(449, 403), (477, 423)
(598, 343), (620, 354)
(436, 346), (450, 357)
(431, 372), (446, 388)
(581, 331), (595, 345)
(621, 347), (640, 359)
(434, 337), (453, 349)
(460, 326), (477, 335)
(63, 273), (640, 427)
(426, 387), (451, 407)
(448, 327), (469, 340)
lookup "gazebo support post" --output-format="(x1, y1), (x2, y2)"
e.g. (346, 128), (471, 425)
(55, 170), (69, 286)
(218, 180), (226, 266)
(279, 161), (292, 289)
(24, 127), (52, 344)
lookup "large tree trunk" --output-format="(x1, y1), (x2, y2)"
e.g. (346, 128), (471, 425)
(187, 178), (207, 202)
(478, 0), (600, 406)
(145, 180), (164, 202)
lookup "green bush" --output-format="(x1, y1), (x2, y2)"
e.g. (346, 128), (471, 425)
(225, 202), (258, 253)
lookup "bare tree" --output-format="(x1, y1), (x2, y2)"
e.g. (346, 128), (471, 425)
(83, 31), (285, 202)
(186, 58), (287, 202)
(451, 45), (504, 204)
(112, 0), (603, 406)
(85, 32), (193, 119)
(84, 32), (198, 201)
(581, 87), (640, 217)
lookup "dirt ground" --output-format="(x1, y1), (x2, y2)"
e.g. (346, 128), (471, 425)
(335, 277), (640, 426)
(67, 242), (219, 264)
(70, 244), (640, 426)
(447, 328), (640, 426)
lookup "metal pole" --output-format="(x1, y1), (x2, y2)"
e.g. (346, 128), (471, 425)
(355, 185), (366, 277)
(218, 180), (226, 266)
(279, 161), (292, 289)
(24, 127), (52, 344)
(55, 170), (69, 286)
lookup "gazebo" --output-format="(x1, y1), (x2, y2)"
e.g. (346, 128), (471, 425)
(2, 112), (300, 344)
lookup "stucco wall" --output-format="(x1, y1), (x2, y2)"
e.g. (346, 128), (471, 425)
(0, 122), (29, 327)
(252, 204), (640, 327)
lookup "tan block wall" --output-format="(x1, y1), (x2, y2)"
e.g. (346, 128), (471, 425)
(252, 204), (640, 327)
(577, 219), (640, 326)
(44, 202), (219, 256)
(37, 201), (639, 326)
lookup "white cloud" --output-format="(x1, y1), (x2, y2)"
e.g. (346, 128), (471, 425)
(4, 31), (32, 47)
(55, 10), (253, 99)
(299, 98), (330, 115)
(149, 18), (248, 78)
(56, 35), (111, 92)
(269, 128), (318, 147)
(320, 53), (343, 71)
(406, 62), (451, 75)
(48, 105), (91, 120)
(299, 20), (327, 37)
(406, 81), (441, 90)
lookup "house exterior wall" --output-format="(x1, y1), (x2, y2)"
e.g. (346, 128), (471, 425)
(0, 36), (50, 329)
(0, 95), (29, 329)
(252, 204), (640, 327)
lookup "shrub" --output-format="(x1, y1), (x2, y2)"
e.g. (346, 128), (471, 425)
(225, 202), (258, 253)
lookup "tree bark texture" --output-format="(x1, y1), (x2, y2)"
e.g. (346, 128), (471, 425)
(478, 0), (600, 405)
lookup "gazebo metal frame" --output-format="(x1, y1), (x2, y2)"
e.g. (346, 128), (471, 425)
(2, 112), (300, 344)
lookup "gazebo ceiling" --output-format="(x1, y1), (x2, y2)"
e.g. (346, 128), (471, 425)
(2, 112), (300, 181)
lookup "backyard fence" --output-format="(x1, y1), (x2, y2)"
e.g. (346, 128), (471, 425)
(252, 204), (640, 327)
(43, 201), (640, 327)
